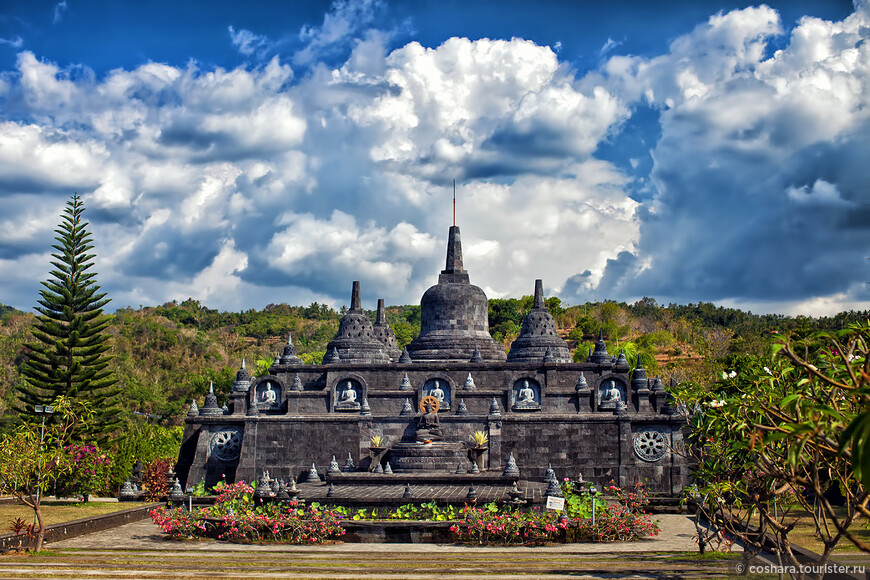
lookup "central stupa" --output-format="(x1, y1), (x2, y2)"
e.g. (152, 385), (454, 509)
(406, 226), (507, 362)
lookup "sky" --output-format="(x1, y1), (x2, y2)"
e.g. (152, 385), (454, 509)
(0, 0), (866, 316)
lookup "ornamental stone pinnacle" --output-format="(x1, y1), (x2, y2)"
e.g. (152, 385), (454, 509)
(373, 298), (402, 360)
(588, 330), (611, 364)
(325, 281), (390, 363)
(502, 452), (520, 477)
(232, 358), (251, 392)
(508, 279), (571, 363)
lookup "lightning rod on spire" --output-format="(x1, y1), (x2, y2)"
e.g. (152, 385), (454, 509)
(453, 179), (456, 226)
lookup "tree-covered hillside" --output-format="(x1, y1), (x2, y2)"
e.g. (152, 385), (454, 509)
(0, 297), (866, 430)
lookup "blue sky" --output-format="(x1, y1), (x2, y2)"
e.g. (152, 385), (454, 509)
(0, 0), (866, 316)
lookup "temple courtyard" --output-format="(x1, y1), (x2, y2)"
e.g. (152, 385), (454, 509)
(0, 515), (756, 579)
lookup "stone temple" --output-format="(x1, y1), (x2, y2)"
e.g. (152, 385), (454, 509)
(176, 226), (688, 499)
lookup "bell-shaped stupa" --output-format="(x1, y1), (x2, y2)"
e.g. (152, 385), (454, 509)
(325, 281), (391, 363)
(406, 226), (506, 361)
(372, 298), (402, 361)
(507, 279), (571, 363)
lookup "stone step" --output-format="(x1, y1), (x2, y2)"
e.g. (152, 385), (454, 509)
(325, 472), (519, 485)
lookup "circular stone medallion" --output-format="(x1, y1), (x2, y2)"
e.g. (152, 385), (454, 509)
(210, 427), (243, 462)
(633, 429), (668, 462)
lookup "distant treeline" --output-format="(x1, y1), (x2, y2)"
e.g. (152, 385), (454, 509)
(0, 296), (866, 426)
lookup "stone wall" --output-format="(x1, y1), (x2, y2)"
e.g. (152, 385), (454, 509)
(178, 360), (688, 494)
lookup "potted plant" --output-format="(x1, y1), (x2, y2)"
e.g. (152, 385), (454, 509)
(467, 431), (489, 471)
(368, 434), (388, 472)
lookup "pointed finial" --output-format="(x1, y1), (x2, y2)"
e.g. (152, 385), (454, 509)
(376, 298), (386, 324)
(444, 226), (465, 273)
(543, 346), (555, 363)
(241, 357), (246, 369)
(209, 381), (214, 394)
(307, 462), (320, 482)
(350, 280), (362, 310)
(533, 279), (545, 309)
(287, 333), (293, 346)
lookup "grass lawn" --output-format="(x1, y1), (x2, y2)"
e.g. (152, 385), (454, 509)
(0, 500), (153, 530)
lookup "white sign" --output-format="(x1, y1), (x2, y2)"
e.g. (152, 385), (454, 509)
(546, 496), (565, 511)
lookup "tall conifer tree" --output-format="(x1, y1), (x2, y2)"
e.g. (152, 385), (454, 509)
(17, 194), (120, 439)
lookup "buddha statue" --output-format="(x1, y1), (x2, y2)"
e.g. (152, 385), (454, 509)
(512, 379), (541, 411)
(415, 396), (443, 442)
(335, 380), (361, 411)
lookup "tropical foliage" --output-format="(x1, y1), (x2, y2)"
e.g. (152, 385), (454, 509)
(675, 321), (869, 570)
(17, 194), (120, 440)
(0, 397), (91, 551)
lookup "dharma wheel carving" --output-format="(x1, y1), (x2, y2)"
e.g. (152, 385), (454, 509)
(633, 429), (667, 462)
(210, 428), (243, 462)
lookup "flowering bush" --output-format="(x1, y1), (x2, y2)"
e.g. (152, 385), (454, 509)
(570, 482), (659, 542)
(572, 505), (660, 542)
(149, 480), (345, 544)
(450, 505), (568, 545)
(150, 506), (207, 540)
(55, 444), (112, 500)
(215, 502), (345, 543)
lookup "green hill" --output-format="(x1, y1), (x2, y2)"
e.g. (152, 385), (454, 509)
(0, 296), (865, 429)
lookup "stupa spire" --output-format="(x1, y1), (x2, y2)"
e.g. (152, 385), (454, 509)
(533, 279), (545, 309)
(444, 226), (465, 274)
(376, 298), (386, 324)
(350, 280), (362, 310)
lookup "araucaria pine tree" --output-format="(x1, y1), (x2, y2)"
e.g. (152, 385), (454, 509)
(17, 193), (120, 440)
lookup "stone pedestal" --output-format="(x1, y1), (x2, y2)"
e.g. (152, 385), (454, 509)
(388, 442), (466, 472)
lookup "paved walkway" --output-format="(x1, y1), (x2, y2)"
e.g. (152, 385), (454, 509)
(46, 514), (699, 552)
(0, 515), (750, 579)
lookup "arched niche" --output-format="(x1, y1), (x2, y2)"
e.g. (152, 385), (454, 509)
(597, 376), (627, 409)
(511, 377), (541, 411)
(251, 376), (284, 412)
(332, 374), (366, 412)
(419, 374), (455, 411)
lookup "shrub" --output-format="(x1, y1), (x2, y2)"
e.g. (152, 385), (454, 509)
(56, 444), (112, 500)
(141, 457), (175, 501)
(450, 505), (567, 545)
(149, 480), (345, 544)
(150, 506), (207, 540)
